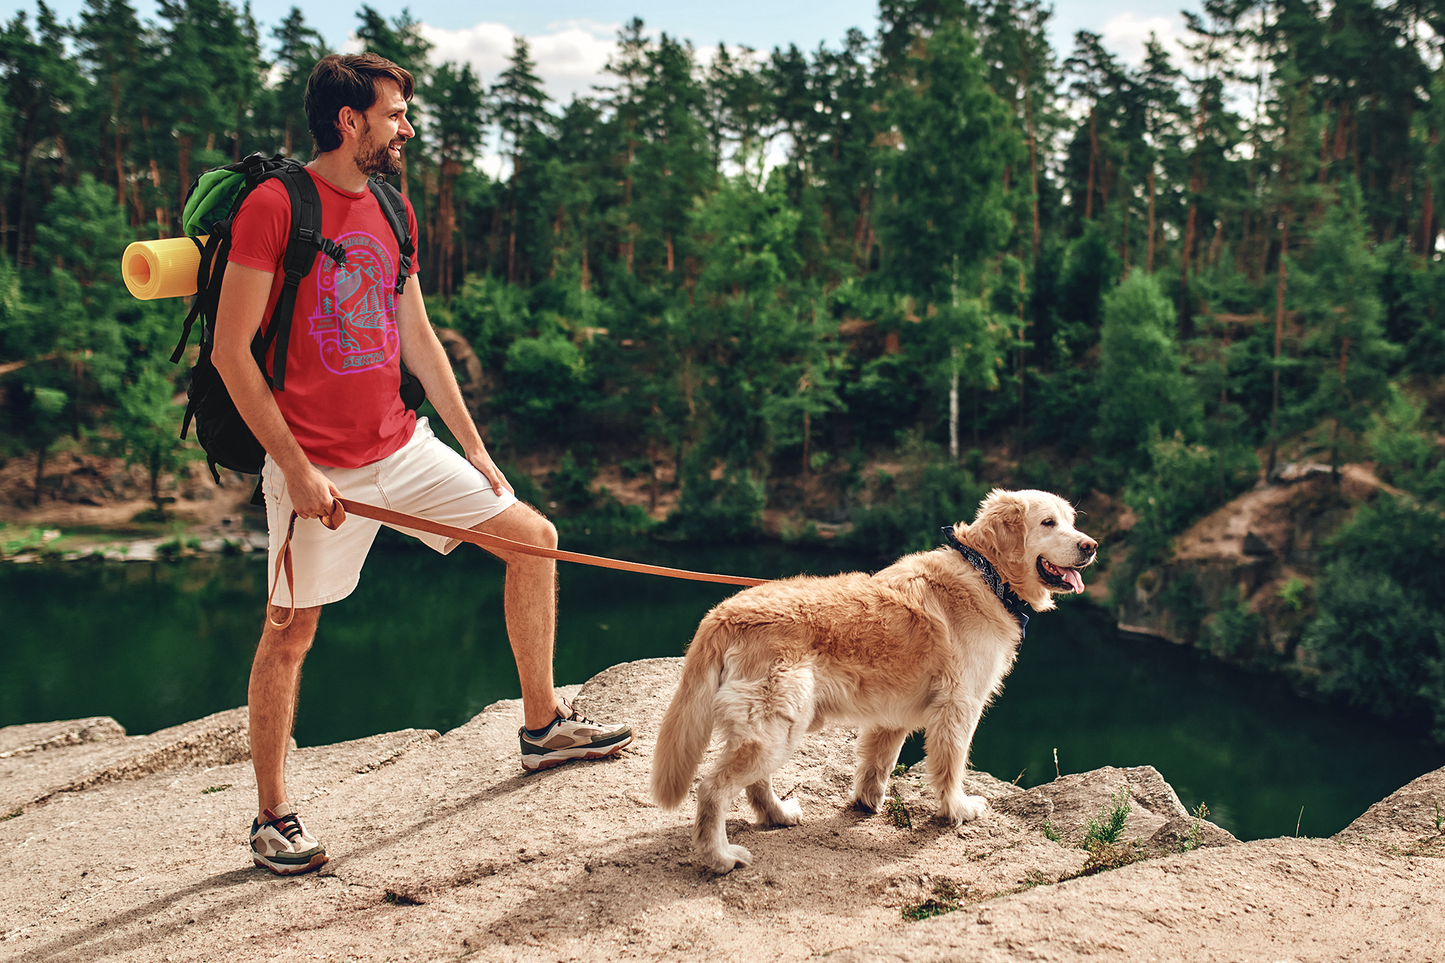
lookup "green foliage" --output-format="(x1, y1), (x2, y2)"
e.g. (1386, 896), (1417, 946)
(1202, 588), (1262, 659)
(1094, 272), (1196, 468)
(901, 878), (966, 922)
(547, 450), (598, 512)
(843, 436), (988, 559)
(1121, 430), (1258, 570)
(665, 452), (767, 543)
(1367, 388), (1445, 504)
(1300, 496), (1445, 740)
(108, 366), (191, 514)
(1181, 802), (1210, 852)
(1083, 785), (1133, 850)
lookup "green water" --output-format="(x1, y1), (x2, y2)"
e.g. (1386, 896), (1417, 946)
(4, 538), (1442, 841)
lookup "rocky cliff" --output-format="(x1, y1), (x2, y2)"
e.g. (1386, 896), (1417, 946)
(2, 658), (1442, 962)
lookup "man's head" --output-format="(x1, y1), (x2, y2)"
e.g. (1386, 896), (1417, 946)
(304, 53), (415, 168)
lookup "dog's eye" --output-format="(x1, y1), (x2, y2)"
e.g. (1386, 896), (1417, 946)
(1041, 518), (1055, 527)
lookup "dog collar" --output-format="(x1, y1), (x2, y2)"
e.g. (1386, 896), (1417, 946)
(941, 527), (1029, 641)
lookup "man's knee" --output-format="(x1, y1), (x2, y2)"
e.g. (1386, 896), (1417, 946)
(498, 503), (558, 551)
(258, 607), (321, 662)
(525, 511), (559, 551)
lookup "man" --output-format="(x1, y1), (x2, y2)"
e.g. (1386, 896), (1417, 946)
(215, 52), (631, 876)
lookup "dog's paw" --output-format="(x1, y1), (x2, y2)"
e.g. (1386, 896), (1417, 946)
(700, 844), (753, 874)
(940, 794), (987, 825)
(849, 789), (885, 814)
(773, 798), (803, 826)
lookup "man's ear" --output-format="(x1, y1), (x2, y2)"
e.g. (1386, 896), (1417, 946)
(335, 105), (362, 144)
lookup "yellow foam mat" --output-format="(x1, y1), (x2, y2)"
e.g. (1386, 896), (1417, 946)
(122, 235), (209, 300)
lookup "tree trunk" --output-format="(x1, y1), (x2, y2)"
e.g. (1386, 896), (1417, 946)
(33, 444), (46, 507)
(1025, 96), (1041, 258)
(1422, 128), (1438, 256)
(949, 350), (960, 462)
(1085, 105), (1098, 220)
(1147, 164), (1157, 273)
(1267, 204), (1290, 478)
(111, 79), (125, 207)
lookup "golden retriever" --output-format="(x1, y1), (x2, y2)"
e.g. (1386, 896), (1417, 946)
(650, 488), (1097, 873)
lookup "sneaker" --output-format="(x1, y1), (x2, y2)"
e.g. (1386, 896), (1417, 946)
(519, 699), (633, 771)
(250, 803), (329, 875)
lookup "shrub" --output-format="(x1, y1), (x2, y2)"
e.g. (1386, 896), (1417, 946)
(1300, 496), (1445, 740)
(843, 438), (988, 559)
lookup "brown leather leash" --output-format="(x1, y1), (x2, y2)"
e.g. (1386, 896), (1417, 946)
(268, 497), (770, 628)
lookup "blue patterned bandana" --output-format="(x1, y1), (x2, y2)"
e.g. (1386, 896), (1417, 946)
(941, 527), (1029, 641)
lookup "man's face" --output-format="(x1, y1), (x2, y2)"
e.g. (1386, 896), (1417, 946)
(355, 80), (414, 177)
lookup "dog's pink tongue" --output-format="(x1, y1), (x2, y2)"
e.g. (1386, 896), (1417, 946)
(1064, 569), (1085, 593)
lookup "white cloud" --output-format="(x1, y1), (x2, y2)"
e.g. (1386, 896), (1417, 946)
(421, 19), (622, 106)
(1098, 11), (1187, 68)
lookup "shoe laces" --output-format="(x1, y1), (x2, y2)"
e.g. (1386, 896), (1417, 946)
(561, 700), (597, 727)
(265, 810), (306, 844)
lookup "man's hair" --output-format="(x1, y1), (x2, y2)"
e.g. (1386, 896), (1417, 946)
(304, 53), (414, 155)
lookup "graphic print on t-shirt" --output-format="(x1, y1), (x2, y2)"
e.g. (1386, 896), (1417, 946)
(309, 231), (398, 375)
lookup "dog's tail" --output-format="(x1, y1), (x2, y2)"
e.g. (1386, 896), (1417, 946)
(651, 613), (729, 810)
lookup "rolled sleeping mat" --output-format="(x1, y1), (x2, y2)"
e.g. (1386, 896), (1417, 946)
(121, 235), (209, 300)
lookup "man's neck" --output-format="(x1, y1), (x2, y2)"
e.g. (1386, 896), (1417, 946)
(306, 151), (369, 193)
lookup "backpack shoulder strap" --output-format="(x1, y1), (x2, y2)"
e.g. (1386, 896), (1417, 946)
(261, 161), (347, 391)
(368, 177), (414, 297)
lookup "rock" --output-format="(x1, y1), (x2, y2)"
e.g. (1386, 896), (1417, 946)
(0, 707), (252, 814)
(0, 659), (1440, 962)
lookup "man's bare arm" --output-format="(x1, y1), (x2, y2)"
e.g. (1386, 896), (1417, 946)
(212, 262), (340, 519)
(395, 276), (513, 496)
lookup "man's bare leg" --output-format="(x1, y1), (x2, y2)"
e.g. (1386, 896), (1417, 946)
(474, 502), (564, 730)
(250, 605), (322, 818)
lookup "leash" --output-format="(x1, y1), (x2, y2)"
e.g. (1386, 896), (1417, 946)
(268, 497), (770, 628)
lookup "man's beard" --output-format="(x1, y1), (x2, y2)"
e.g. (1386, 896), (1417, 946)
(357, 119), (404, 177)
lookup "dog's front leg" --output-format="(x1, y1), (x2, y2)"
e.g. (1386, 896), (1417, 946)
(849, 726), (909, 813)
(923, 699), (987, 825)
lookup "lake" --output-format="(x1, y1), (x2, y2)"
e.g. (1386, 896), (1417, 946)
(4, 535), (1442, 841)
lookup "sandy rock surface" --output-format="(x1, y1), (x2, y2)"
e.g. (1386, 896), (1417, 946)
(1, 657), (1442, 962)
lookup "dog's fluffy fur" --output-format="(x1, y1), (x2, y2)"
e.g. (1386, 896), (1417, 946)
(650, 489), (1097, 874)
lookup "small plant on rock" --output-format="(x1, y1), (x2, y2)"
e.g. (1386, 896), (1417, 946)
(901, 877), (966, 921)
(1182, 801), (1210, 852)
(884, 781), (912, 829)
(1083, 785), (1132, 849)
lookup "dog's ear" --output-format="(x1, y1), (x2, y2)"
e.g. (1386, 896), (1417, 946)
(967, 489), (1028, 588)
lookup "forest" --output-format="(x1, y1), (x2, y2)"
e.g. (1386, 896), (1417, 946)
(5, 0), (1445, 737)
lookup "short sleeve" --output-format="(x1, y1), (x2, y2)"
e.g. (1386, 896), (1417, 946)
(228, 180), (290, 274)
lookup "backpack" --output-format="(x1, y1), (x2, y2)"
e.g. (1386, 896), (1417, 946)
(169, 152), (426, 494)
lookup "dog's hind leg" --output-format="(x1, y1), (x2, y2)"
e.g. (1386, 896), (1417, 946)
(923, 699), (988, 825)
(693, 738), (766, 873)
(849, 727), (910, 813)
(745, 774), (802, 827)
(743, 711), (809, 828)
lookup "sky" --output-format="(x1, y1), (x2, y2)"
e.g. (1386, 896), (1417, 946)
(3, 0), (1207, 107)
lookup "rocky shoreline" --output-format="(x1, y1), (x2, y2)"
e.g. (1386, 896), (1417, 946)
(3, 658), (1442, 962)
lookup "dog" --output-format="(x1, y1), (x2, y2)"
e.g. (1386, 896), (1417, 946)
(650, 488), (1097, 873)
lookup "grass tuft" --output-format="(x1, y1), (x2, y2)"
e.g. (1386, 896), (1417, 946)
(1082, 785), (1132, 849)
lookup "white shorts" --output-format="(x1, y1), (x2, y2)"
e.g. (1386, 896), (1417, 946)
(264, 417), (518, 608)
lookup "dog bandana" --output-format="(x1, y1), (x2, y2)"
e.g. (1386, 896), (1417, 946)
(941, 527), (1029, 641)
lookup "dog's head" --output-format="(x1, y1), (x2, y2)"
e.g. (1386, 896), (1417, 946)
(952, 488), (1097, 612)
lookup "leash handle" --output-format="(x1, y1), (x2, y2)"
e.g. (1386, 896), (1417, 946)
(267, 511), (299, 629)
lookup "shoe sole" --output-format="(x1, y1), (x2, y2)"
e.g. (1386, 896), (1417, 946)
(522, 734), (634, 772)
(253, 851), (330, 876)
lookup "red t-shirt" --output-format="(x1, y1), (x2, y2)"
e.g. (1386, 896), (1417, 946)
(228, 168), (420, 469)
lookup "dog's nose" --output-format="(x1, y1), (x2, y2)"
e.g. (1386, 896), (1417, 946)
(1079, 537), (1098, 555)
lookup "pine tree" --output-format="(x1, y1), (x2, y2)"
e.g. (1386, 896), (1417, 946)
(269, 7), (328, 157)
(425, 60), (485, 297)
(491, 36), (549, 285)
